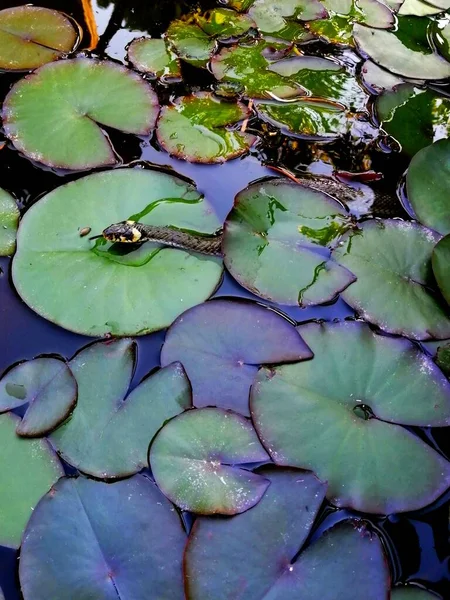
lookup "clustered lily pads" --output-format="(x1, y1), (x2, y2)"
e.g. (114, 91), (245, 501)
(1, 1), (450, 599)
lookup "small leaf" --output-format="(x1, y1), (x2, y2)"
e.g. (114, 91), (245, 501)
(0, 357), (77, 437)
(0, 187), (19, 256)
(19, 475), (187, 600)
(196, 8), (256, 40)
(0, 413), (63, 548)
(436, 342), (450, 377)
(0, 6), (79, 71)
(161, 299), (312, 415)
(165, 19), (216, 67)
(127, 37), (181, 79)
(150, 407), (270, 515)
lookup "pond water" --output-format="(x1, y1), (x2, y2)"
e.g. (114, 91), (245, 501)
(0, 0), (449, 598)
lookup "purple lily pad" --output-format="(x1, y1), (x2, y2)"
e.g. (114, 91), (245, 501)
(160, 299), (312, 415)
(19, 475), (187, 600)
(149, 407), (270, 515)
(0, 357), (77, 437)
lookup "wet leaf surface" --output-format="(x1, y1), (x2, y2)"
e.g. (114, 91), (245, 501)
(19, 475), (187, 600)
(50, 339), (191, 479)
(247, 0), (327, 41)
(166, 19), (216, 67)
(3, 58), (159, 170)
(156, 94), (255, 163)
(196, 7), (256, 40)
(127, 37), (181, 78)
(0, 357), (77, 437)
(333, 220), (450, 340)
(150, 407), (270, 514)
(0, 6), (79, 71)
(432, 234), (450, 305)
(223, 178), (355, 305)
(12, 168), (223, 336)
(251, 321), (450, 513)
(161, 299), (312, 415)
(0, 188), (19, 257)
(0, 413), (63, 548)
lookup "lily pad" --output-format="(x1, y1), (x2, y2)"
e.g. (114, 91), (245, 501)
(360, 60), (405, 95)
(12, 168), (223, 336)
(187, 496), (388, 600)
(51, 338), (191, 479)
(436, 342), (450, 377)
(376, 84), (450, 157)
(196, 8), (256, 40)
(165, 19), (216, 67)
(406, 139), (450, 235)
(19, 475), (187, 600)
(0, 188), (19, 256)
(398, 0), (445, 15)
(256, 98), (350, 140)
(156, 94), (255, 163)
(432, 234), (450, 305)
(160, 299), (312, 415)
(248, 0), (327, 42)
(149, 407), (270, 515)
(251, 321), (450, 513)
(333, 219), (450, 340)
(2, 58), (159, 170)
(222, 178), (356, 306)
(432, 21), (450, 62)
(0, 357), (77, 437)
(127, 37), (181, 79)
(353, 22), (450, 80)
(391, 587), (441, 599)
(0, 413), (63, 548)
(0, 6), (79, 71)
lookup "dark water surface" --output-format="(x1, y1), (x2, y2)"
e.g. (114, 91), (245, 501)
(0, 1), (449, 598)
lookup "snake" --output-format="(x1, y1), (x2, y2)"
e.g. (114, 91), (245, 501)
(94, 174), (402, 256)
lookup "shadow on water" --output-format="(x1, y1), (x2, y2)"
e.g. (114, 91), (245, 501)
(0, 0), (449, 598)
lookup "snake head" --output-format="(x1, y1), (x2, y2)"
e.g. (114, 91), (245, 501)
(102, 220), (142, 243)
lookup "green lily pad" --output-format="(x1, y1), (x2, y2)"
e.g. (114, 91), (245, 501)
(256, 98), (350, 140)
(334, 219), (450, 339)
(222, 178), (356, 306)
(127, 37), (181, 79)
(391, 587), (441, 599)
(432, 21), (450, 62)
(432, 234), (450, 305)
(354, 22), (450, 80)
(185, 467), (327, 599)
(436, 341), (450, 377)
(360, 60), (405, 94)
(0, 187), (19, 256)
(247, 0), (327, 42)
(161, 299), (312, 415)
(0, 357), (77, 437)
(149, 407), (270, 515)
(196, 7), (256, 40)
(2, 58), (159, 170)
(398, 0), (445, 15)
(376, 84), (450, 157)
(251, 321), (450, 513)
(0, 5), (79, 71)
(19, 475), (187, 600)
(156, 94), (255, 163)
(406, 139), (450, 235)
(12, 168), (223, 336)
(51, 338), (191, 479)
(0, 413), (63, 548)
(165, 19), (216, 67)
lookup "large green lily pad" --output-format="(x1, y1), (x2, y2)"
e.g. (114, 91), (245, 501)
(354, 22), (450, 80)
(51, 338), (191, 479)
(150, 407), (270, 515)
(3, 58), (159, 170)
(0, 357), (77, 437)
(19, 475), (187, 600)
(12, 168), (223, 336)
(0, 6), (79, 71)
(161, 299), (312, 415)
(376, 84), (450, 157)
(156, 94), (255, 163)
(333, 219), (450, 340)
(432, 234), (450, 305)
(251, 321), (450, 513)
(223, 178), (356, 305)
(127, 37), (181, 79)
(0, 413), (63, 548)
(406, 139), (450, 235)
(0, 188), (19, 256)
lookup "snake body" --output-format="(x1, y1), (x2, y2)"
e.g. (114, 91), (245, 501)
(100, 175), (401, 255)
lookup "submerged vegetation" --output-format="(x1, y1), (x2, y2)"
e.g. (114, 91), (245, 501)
(0, 0), (449, 598)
